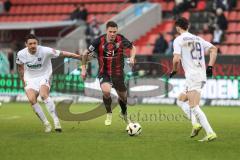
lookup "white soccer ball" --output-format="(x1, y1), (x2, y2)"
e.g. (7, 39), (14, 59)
(126, 122), (142, 136)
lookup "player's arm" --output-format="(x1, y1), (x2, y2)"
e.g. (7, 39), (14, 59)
(170, 38), (181, 78)
(16, 53), (25, 87)
(129, 45), (136, 66)
(59, 51), (81, 60)
(81, 38), (99, 80)
(81, 49), (91, 80)
(122, 35), (136, 66)
(206, 45), (217, 77)
(17, 64), (25, 87)
(172, 54), (181, 71)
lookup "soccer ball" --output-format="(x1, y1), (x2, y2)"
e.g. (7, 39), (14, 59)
(126, 122), (142, 136)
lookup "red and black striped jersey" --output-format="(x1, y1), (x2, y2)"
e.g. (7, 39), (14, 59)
(88, 34), (133, 77)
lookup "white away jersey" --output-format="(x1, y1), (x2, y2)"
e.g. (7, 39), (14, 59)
(173, 32), (213, 82)
(16, 45), (60, 81)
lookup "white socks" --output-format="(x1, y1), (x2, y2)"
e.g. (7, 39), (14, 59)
(32, 103), (49, 124)
(177, 100), (198, 125)
(191, 105), (214, 134)
(43, 97), (59, 123)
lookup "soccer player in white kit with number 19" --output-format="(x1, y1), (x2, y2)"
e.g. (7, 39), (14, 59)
(169, 18), (218, 142)
(16, 34), (82, 133)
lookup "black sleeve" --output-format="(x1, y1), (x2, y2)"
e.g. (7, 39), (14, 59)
(87, 37), (100, 53)
(121, 35), (133, 49)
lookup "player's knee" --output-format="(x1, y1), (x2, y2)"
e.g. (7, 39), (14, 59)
(178, 93), (187, 102)
(28, 98), (37, 105)
(119, 96), (127, 103)
(103, 92), (111, 98)
(40, 95), (48, 101)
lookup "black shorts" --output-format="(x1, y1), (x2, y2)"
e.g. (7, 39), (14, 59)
(98, 74), (127, 92)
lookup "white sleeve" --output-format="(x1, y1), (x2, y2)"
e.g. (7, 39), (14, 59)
(202, 39), (213, 53)
(16, 52), (24, 64)
(173, 38), (181, 55)
(44, 47), (61, 58)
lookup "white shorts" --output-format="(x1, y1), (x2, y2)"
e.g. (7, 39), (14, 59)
(182, 79), (206, 94)
(24, 76), (51, 92)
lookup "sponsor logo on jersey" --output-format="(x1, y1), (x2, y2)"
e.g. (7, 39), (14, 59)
(89, 45), (95, 52)
(26, 63), (42, 69)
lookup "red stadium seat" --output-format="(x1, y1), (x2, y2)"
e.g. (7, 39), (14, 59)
(196, 1), (206, 11)
(148, 34), (159, 45)
(224, 11), (228, 18)
(220, 45), (228, 54)
(228, 11), (237, 21)
(236, 34), (240, 44)
(137, 46), (153, 55)
(167, 1), (174, 11)
(165, 33), (172, 43)
(236, 23), (240, 32)
(182, 12), (190, 19)
(237, 1), (240, 9)
(225, 33), (236, 44)
(203, 34), (213, 42)
(227, 23), (237, 33)
(1, 0), (129, 22)
(164, 21), (174, 33)
(227, 45), (238, 55)
(236, 12), (240, 20)
(159, 2), (167, 12)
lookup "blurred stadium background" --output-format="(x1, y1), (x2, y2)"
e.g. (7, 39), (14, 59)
(0, 0), (239, 105)
(0, 1), (240, 160)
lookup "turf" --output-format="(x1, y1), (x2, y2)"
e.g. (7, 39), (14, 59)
(0, 102), (239, 160)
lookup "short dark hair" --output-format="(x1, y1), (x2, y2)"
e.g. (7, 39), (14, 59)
(25, 34), (38, 43)
(106, 21), (118, 29)
(175, 17), (189, 30)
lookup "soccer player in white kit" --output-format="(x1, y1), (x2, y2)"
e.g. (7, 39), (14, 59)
(16, 34), (82, 133)
(169, 18), (218, 142)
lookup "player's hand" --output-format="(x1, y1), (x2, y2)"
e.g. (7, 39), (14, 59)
(206, 66), (213, 77)
(169, 70), (177, 78)
(81, 69), (87, 81)
(129, 57), (135, 67)
(22, 81), (26, 87)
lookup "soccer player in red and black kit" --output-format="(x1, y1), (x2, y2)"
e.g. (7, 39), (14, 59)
(81, 21), (136, 126)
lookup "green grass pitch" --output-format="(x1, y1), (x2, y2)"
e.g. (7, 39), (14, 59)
(0, 102), (240, 160)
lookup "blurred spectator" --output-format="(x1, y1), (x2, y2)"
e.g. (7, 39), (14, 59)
(85, 17), (101, 47)
(0, 51), (10, 74)
(173, 0), (185, 15)
(0, 1), (4, 14)
(166, 32), (180, 55)
(153, 33), (168, 54)
(79, 4), (88, 21)
(4, 0), (12, 12)
(173, 0), (198, 15)
(70, 4), (88, 21)
(206, 0), (233, 12)
(11, 39), (24, 53)
(188, 0), (198, 8)
(228, 0), (237, 10)
(70, 4), (80, 20)
(212, 25), (223, 44)
(7, 50), (14, 73)
(216, 8), (228, 31)
(206, 11), (216, 33)
(214, 0), (228, 10)
(202, 23), (211, 34)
